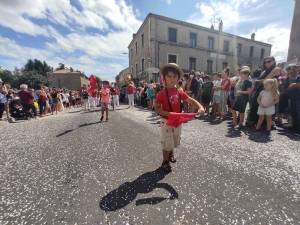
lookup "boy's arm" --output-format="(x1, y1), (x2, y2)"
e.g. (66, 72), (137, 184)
(237, 87), (252, 95)
(154, 103), (170, 118)
(185, 97), (205, 115)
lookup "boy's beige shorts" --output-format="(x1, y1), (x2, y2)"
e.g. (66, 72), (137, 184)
(161, 118), (182, 151)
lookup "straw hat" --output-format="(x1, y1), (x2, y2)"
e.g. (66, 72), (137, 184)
(159, 63), (183, 79)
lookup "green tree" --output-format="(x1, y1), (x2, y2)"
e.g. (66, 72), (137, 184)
(0, 69), (14, 85)
(24, 59), (35, 72)
(17, 71), (52, 88)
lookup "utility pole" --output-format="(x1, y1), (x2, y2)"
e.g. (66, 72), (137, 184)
(211, 14), (221, 72)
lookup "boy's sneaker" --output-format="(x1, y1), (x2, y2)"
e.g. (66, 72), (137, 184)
(106, 118), (109, 122)
(161, 161), (172, 172)
(100, 116), (103, 123)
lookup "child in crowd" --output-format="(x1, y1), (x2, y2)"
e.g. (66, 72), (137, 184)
(51, 89), (59, 115)
(155, 63), (205, 172)
(212, 73), (222, 117)
(201, 75), (214, 115)
(231, 68), (253, 128)
(256, 79), (280, 134)
(99, 81), (110, 122)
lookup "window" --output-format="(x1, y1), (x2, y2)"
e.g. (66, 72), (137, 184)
(207, 60), (213, 73)
(207, 37), (214, 49)
(135, 42), (138, 54)
(135, 63), (138, 77)
(249, 46), (254, 57)
(141, 34), (144, 47)
(223, 40), (229, 52)
(141, 58), (145, 71)
(189, 57), (196, 70)
(237, 43), (242, 55)
(190, 33), (197, 46)
(168, 28), (177, 43)
(130, 49), (133, 58)
(260, 48), (265, 59)
(131, 67), (133, 74)
(168, 54), (177, 63)
(222, 62), (228, 70)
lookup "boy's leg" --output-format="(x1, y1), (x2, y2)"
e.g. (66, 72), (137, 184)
(105, 107), (108, 119)
(217, 103), (221, 115)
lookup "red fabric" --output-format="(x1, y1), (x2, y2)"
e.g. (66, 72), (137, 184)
(166, 113), (195, 128)
(111, 86), (119, 96)
(126, 85), (135, 94)
(88, 75), (98, 94)
(221, 78), (231, 92)
(91, 91), (97, 97)
(155, 88), (189, 119)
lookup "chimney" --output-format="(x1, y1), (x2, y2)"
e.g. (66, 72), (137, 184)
(218, 20), (223, 32)
(133, 33), (136, 38)
(251, 33), (255, 40)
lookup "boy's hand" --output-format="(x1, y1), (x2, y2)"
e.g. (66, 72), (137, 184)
(259, 104), (265, 108)
(197, 108), (205, 115)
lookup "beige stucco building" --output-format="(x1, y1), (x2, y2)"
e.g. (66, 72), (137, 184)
(128, 13), (272, 83)
(287, 0), (300, 60)
(47, 68), (90, 90)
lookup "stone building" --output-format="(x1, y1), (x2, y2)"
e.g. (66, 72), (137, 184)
(47, 68), (90, 90)
(128, 13), (272, 83)
(115, 67), (130, 88)
(287, 0), (300, 60)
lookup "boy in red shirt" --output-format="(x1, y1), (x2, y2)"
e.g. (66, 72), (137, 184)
(155, 63), (205, 172)
(99, 81), (110, 122)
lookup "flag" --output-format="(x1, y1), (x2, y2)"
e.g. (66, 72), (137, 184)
(88, 75), (98, 94)
(166, 113), (196, 128)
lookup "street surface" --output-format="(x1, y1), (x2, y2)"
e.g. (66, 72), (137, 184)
(1, 105), (300, 224)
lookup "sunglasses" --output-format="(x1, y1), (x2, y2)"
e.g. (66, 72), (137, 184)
(264, 60), (272, 64)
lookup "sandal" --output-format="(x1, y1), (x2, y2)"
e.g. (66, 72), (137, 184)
(161, 161), (172, 172)
(169, 152), (177, 163)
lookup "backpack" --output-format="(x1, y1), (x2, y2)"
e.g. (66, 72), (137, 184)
(82, 89), (89, 99)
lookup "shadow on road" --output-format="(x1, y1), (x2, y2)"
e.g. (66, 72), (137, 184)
(99, 168), (178, 211)
(56, 121), (100, 137)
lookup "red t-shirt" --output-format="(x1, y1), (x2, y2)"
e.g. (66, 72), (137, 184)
(221, 78), (231, 92)
(111, 86), (119, 96)
(91, 91), (97, 97)
(156, 88), (189, 119)
(126, 85), (135, 94)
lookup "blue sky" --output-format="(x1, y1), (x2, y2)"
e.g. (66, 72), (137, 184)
(0, 0), (294, 81)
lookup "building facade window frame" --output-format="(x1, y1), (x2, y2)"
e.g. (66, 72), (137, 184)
(135, 42), (138, 55)
(135, 62), (138, 78)
(222, 62), (228, 70)
(237, 43), (242, 55)
(260, 48), (265, 59)
(130, 48), (133, 59)
(167, 53), (178, 64)
(189, 57), (196, 70)
(190, 32), (197, 46)
(207, 60), (213, 73)
(141, 57), (145, 71)
(168, 27), (177, 43)
(207, 36), (214, 50)
(141, 33), (144, 47)
(223, 40), (230, 53)
(249, 46), (254, 57)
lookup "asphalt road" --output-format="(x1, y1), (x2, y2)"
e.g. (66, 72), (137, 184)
(1, 105), (300, 224)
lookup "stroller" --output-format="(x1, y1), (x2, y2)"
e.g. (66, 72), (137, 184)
(9, 98), (27, 120)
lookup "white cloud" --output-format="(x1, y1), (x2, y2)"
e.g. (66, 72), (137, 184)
(166, 0), (171, 5)
(0, 0), (141, 80)
(241, 24), (290, 62)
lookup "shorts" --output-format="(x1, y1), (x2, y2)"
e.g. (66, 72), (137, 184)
(101, 102), (109, 109)
(257, 106), (275, 115)
(213, 95), (221, 104)
(161, 118), (181, 151)
(202, 95), (211, 104)
(232, 97), (248, 113)
(52, 98), (58, 104)
(229, 90), (235, 101)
